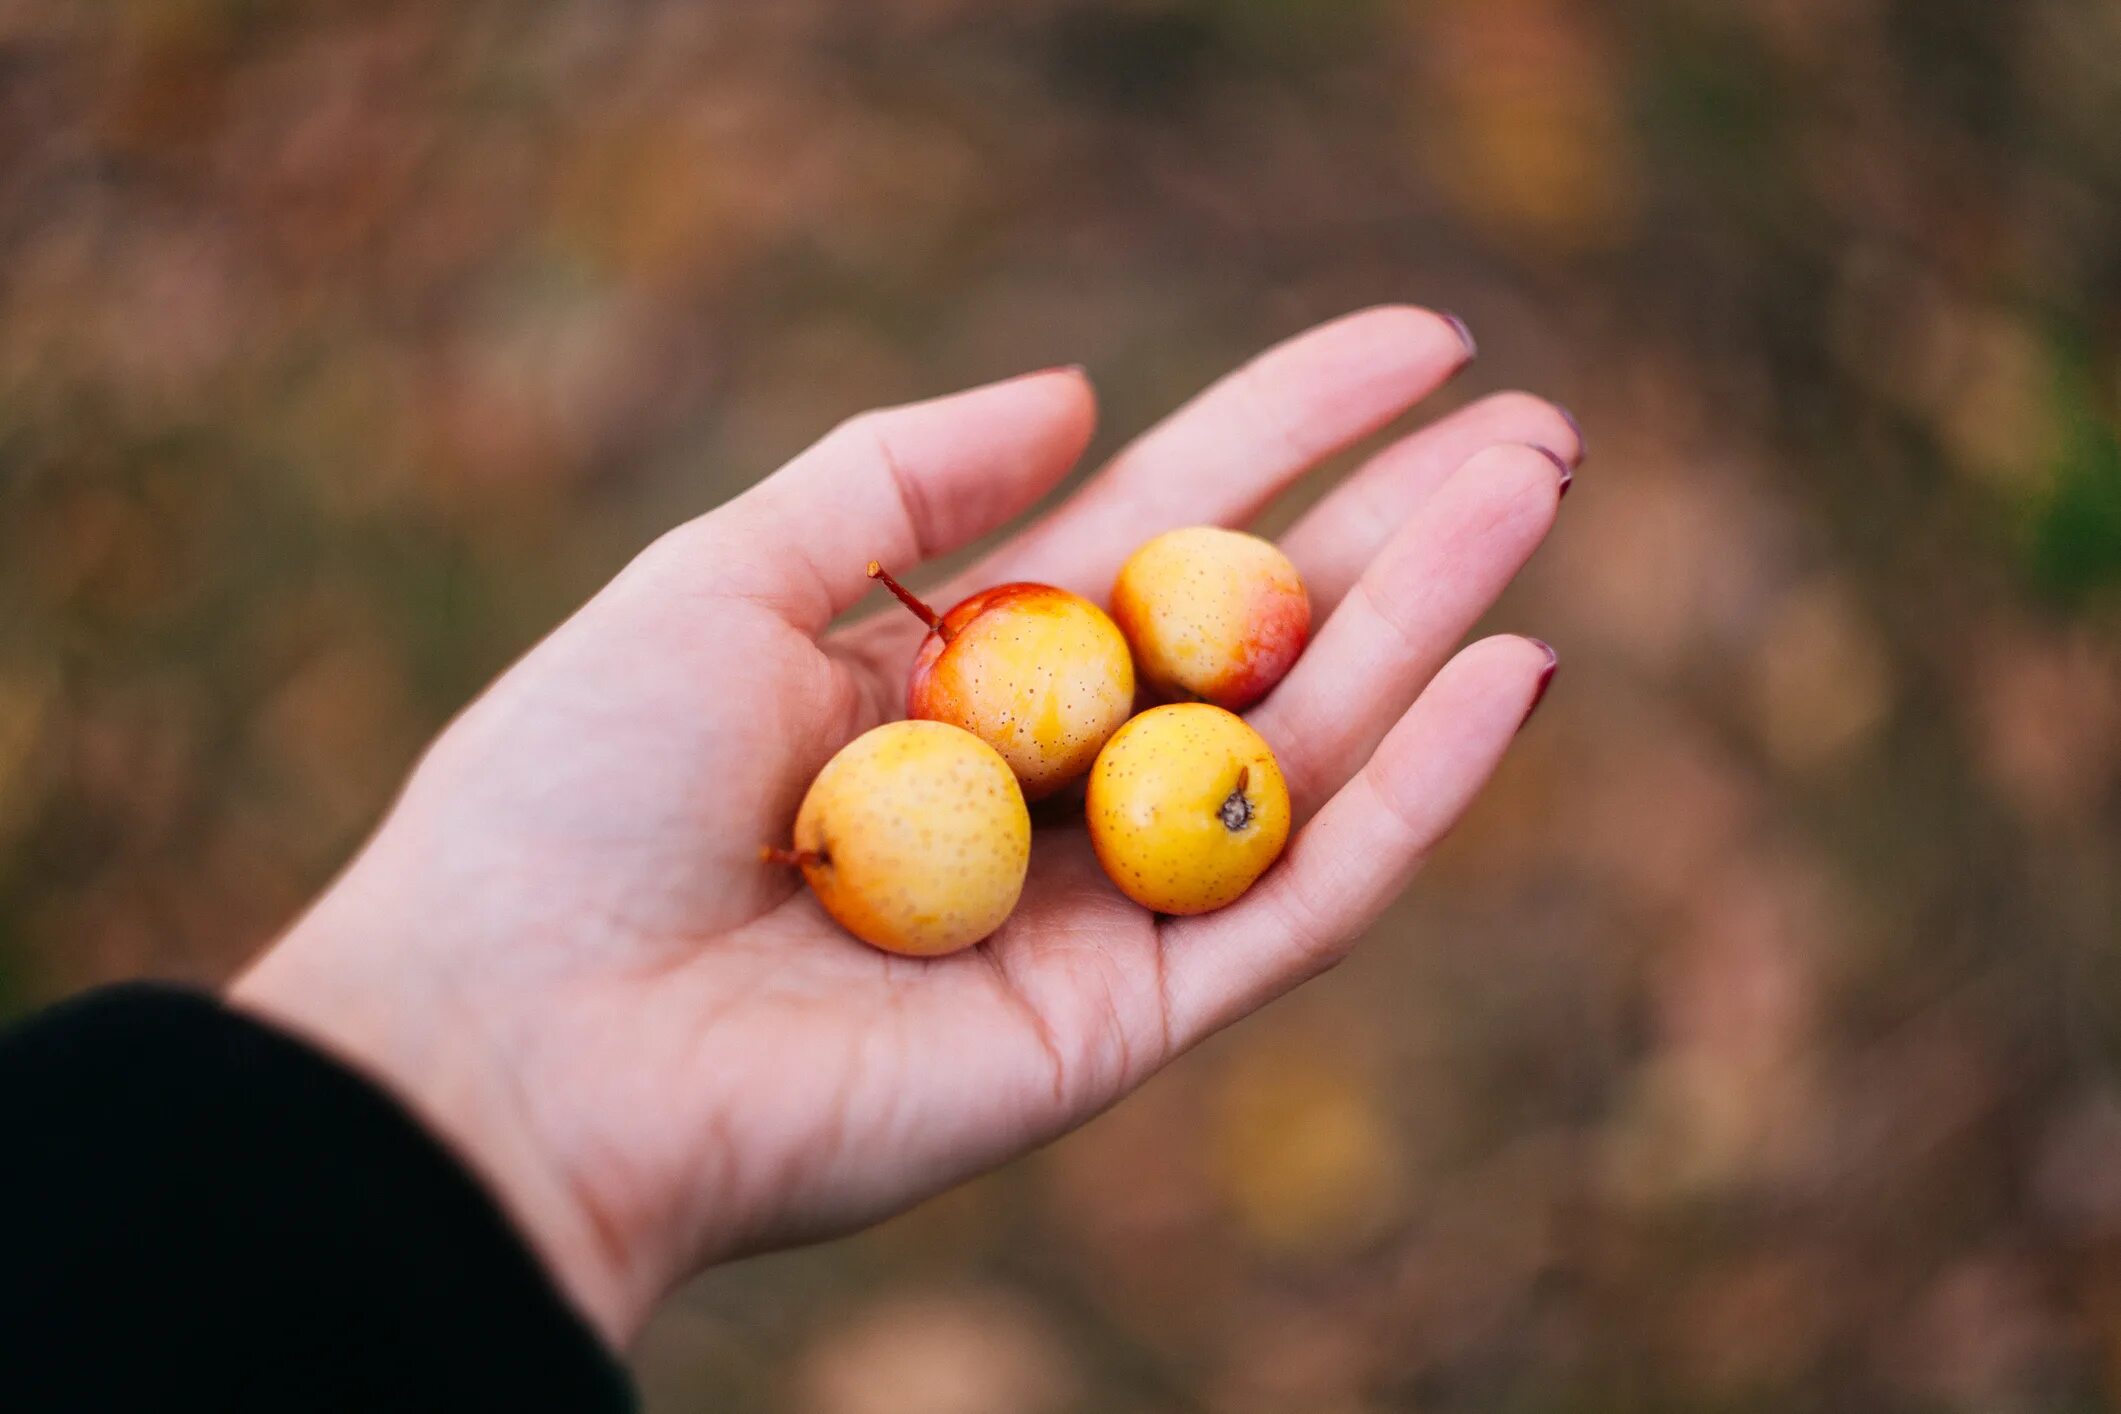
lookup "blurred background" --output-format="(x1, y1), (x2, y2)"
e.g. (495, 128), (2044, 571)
(5, 1), (2121, 1409)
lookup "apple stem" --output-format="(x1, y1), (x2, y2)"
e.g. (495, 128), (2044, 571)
(867, 561), (953, 642)
(760, 845), (826, 868)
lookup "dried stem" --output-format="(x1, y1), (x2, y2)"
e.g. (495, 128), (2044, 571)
(866, 562), (953, 642)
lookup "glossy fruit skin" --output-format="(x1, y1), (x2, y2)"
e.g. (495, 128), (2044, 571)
(907, 583), (1136, 801)
(1111, 526), (1310, 712)
(1086, 703), (1291, 915)
(793, 720), (1030, 956)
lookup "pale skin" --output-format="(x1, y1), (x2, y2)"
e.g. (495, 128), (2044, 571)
(230, 306), (1581, 1349)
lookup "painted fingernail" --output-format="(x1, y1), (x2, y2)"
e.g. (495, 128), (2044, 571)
(1528, 443), (1574, 500)
(1556, 402), (1586, 462)
(1440, 311), (1477, 360)
(1521, 639), (1559, 729)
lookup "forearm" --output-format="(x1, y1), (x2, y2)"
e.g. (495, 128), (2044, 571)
(0, 984), (633, 1411)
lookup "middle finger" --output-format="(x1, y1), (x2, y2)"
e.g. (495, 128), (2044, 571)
(1250, 442), (1567, 820)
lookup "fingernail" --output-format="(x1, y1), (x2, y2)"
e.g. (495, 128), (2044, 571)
(1031, 363), (1087, 380)
(1527, 443), (1574, 501)
(1556, 402), (1586, 462)
(1520, 639), (1559, 729)
(1440, 311), (1477, 360)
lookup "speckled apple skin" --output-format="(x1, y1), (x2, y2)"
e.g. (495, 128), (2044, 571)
(907, 583), (1136, 801)
(1086, 703), (1291, 915)
(1111, 526), (1310, 712)
(793, 720), (1030, 956)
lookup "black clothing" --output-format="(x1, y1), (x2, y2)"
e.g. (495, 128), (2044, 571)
(0, 984), (633, 1411)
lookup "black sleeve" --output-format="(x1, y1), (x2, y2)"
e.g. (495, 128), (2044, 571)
(0, 983), (636, 1412)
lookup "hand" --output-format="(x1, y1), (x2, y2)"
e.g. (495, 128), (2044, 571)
(230, 307), (1580, 1348)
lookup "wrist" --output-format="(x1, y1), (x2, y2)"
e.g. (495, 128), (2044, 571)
(227, 908), (647, 1349)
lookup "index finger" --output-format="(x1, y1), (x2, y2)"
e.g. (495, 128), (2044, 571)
(951, 304), (1473, 602)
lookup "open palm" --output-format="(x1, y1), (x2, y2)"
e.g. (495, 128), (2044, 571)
(233, 307), (1579, 1347)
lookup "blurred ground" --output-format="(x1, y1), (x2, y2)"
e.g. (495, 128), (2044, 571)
(6, 1), (2121, 1410)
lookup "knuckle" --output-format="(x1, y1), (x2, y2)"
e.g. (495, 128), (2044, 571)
(820, 408), (883, 455)
(838, 406), (885, 438)
(1277, 872), (1357, 974)
(1227, 355), (1317, 465)
(1350, 577), (1425, 661)
(1361, 765), (1431, 852)
(633, 518), (713, 581)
